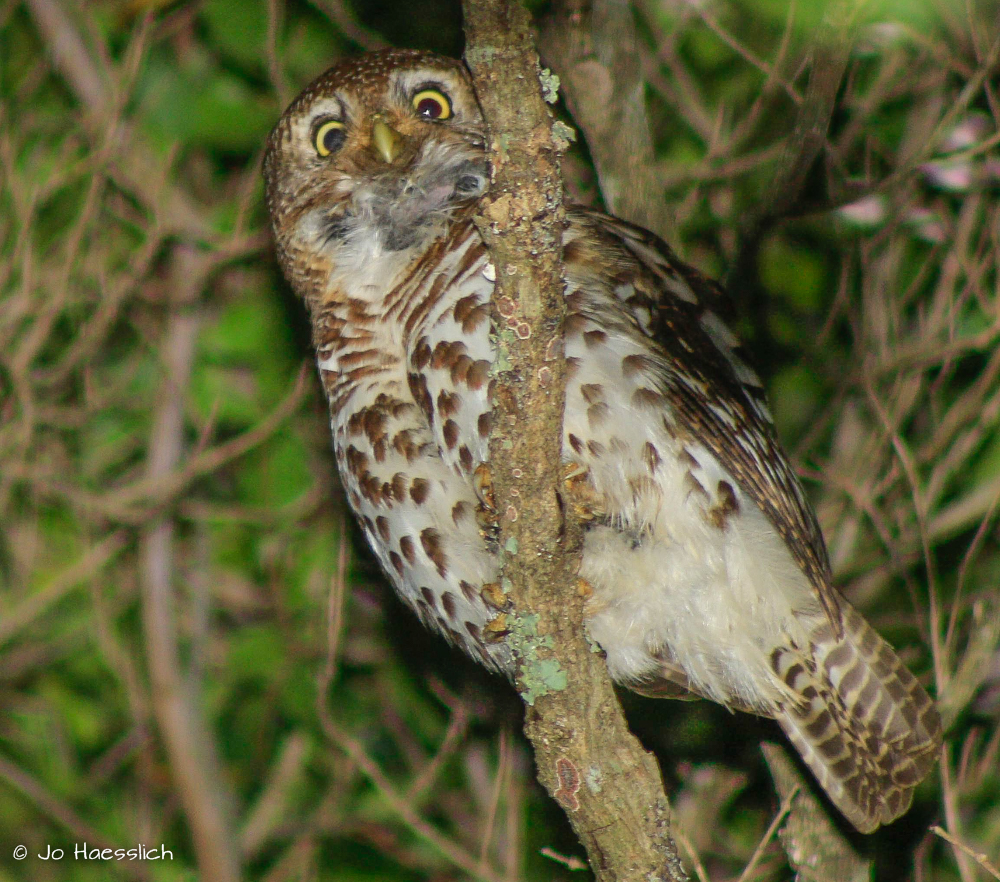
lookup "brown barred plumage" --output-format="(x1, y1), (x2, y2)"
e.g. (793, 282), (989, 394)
(263, 48), (941, 832)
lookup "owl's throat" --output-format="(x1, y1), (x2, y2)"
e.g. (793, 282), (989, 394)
(326, 158), (487, 254)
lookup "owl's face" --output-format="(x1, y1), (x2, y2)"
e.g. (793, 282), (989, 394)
(264, 50), (489, 297)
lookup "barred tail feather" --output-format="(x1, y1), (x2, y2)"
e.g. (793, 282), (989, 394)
(771, 600), (942, 833)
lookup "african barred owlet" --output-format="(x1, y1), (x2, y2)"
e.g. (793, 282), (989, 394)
(264, 48), (941, 832)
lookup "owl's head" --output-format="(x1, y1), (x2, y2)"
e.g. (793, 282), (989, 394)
(264, 49), (489, 297)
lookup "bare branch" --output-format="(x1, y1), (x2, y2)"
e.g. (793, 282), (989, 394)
(541, 0), (674, 240)
(305, 0), (389, 51)
(762, 742), (872, 882)
(754, 0), (862, 228)
(140, 248), (242, 882)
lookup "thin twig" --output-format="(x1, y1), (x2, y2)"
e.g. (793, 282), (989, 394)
(240, 733), (311, 859)
(932, 826), (1000, 881)
(736, 784), (799, 882)
(317, 635), (504, 880)
(305, 0), (389, 50)
(0, 530), (128, 647)
(0, 754), (150, 881)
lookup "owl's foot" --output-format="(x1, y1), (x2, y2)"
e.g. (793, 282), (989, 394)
(473, 462), (494, 510)
(481, 581), (512, 611)
(562, 464), (605, 522)
(473, 462), (500, 543)
(483, 612), (510, 643)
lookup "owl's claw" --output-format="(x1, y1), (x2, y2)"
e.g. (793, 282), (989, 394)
(483, 612), (509, 643)
(473, 462), (495, 510)
(481, 581), (511, 611)
(562, 463), (604, 522)
(474, 462), (499, 542)
(475, 506), (499, 547)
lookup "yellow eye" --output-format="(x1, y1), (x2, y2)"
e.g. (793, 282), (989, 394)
(314, 120), (346, 157)
(412, 89), (452, 121)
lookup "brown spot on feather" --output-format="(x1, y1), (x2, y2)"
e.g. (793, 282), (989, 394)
(399, 535), (416, 564)
(345, 445), (368, 475)
(467, 359), (490, 390)
(452, 294), (479, 325)
(709, 480), (740, 530)
(643, 442), (661, 472)
(392, 429), (420, 463)
(431, 339), (468, 369)
(412, 337), (432, 369)
(390, 473), (408, 501)
(410, 478), (430, 504)
(451, 354), (473, 383)
(420, 527), (448, 577)
(632, 387), (665, 409)
(407, 373), (433, 422)
(684, 472), (709, 501)
(437, 390), (461, 418)
(622, 353), (658, 378)
(588, 402), (610, 427)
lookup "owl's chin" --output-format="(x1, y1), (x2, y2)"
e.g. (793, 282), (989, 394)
(339, 158), (487, 254)
(318, 205), (453, 256)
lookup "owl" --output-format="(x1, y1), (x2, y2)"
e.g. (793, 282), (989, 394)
(264, 48), (941, 833)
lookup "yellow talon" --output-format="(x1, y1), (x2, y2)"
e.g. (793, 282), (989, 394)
(561, 464), (605, 522)
(481, 582), (511, 611)
(473, 462), (495, 510)
(483, 612), (509, 642)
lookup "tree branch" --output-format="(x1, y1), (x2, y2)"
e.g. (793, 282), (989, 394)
(761, 743), (871, 882)
(140, 248), (242, 882)
(753, 0), (862, 229)
(462, 2), (687, 879)
(541, 0), (674, 240)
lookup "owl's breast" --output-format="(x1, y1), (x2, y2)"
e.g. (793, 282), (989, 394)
(310, 220), (509, 672)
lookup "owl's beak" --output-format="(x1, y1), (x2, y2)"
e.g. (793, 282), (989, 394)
(372, 119), (403, 164)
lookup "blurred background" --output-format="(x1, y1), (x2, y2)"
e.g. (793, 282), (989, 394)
(1, 0), (999, 879)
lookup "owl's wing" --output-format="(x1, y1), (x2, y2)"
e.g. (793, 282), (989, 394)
(569, 206), (839, 630)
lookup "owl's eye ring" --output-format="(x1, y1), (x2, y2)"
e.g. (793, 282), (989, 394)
(412, 89), (452, 121)
(314, 119), (346, 157)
